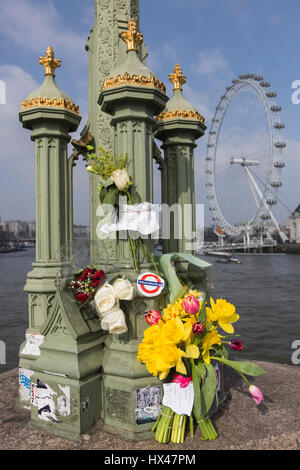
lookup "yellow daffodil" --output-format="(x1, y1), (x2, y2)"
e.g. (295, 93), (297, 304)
(200, 329), (222, 365)
(206, 298), (239, 334)
(138, 316), (200, 380)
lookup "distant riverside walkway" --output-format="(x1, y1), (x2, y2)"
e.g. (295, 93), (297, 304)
(0, 361), (299, 450)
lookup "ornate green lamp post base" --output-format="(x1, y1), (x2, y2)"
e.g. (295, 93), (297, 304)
(102, 375), (161, 441)
(29, 371), (102, 442)
(26, 285), (106, 441)
(100, 291), (168, 440)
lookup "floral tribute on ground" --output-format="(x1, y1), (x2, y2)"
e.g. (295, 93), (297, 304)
(138, 290), (267, 444)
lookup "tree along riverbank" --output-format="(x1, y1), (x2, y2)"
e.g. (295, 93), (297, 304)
(275, 244), (300, 254)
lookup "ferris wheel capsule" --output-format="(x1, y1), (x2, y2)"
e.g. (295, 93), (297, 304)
(274, 161), (285, 168)
(271, 180), (282, 187)
(267, 198), (277, 205)
(261, 214), (271, 220)
(274, 141), (286, 148)
(271, 105), (281, 112)
(266, 91), (277, 98)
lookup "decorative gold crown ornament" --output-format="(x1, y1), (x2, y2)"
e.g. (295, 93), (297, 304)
(21, 97), (79, 114)
(156, 109), (205, 123)
(121, 18), (143, 52)
(101, 73), (166, 93)
(39, 46), (61, 77)
(169, 64), (186, 91)
(156, 64), (205, 123)
(101, 19), (166, 93)
(21, 47), (79, 114)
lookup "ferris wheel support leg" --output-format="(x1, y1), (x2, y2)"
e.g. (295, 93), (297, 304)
(244, 166), (288, 243)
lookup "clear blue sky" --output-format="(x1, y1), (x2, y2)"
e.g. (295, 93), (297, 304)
(0, 0), (299, 227)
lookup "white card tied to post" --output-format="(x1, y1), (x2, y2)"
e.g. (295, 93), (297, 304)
(99, 201), (160, 237)
(162, 382), (195, 416)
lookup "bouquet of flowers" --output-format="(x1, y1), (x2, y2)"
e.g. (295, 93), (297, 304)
(138, 290), (266, 444)
(70, 267), (106, 304)
(93, 277), (134, 335)
(85, 145), (159, 274)
(70, 268), (134, 335)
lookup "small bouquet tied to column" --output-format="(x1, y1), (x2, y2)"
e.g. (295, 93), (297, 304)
(138, 290), (267, 444)
(85, 145), (160, 274)
(70, 266), (134, 335)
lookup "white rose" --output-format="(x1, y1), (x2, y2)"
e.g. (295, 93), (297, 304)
(101, 307), (128, 335)
(111, 168), (131, 191)
(94, 283), (117, 314)
(113, 278), (134, 301)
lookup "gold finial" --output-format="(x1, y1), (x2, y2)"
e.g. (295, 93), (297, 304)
(39, 46), (61, 77)
(121, 18), (143, 52)
(169, 64), (186, 91)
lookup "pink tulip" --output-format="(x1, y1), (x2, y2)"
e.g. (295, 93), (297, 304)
(249, 385), (264, 405)
(182, 295), (200, 315)
(145, 310), (161, 326)
(230, 340), (243, 351)
(172, 374), (192, 388)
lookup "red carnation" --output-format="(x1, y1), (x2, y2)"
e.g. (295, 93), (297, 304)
(76, 293), (89, 304)
(94, 270), (105, 279)
(92, 279), (100, 288)
(91, 270), (105, 288)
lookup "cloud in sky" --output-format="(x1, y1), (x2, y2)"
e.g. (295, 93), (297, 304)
(0, 0), (87, 65)
(191, 49), (228, 75)
(0, 65), (39, 220)
(0, 0), (299, 228)
(0, 61), (88, 223)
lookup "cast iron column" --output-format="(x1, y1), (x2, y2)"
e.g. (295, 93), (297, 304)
(154, 64), (206, 254)
(18, 47), (81, 406)
(97, 19), (169, 440)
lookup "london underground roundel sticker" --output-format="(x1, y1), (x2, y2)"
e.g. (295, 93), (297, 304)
(137, 272), (165, 297)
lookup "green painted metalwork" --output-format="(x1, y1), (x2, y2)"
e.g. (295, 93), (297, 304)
(159, 253), (211, 303)
(17, 0), (214, 442)
(154, 81), (206, 254)
(86, 0), (147, 269)
(18, 67), (82, 411)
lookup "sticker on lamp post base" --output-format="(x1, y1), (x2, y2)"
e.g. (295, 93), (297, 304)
(137, 272), (165, 297)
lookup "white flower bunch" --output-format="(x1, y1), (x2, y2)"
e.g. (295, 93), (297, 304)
(94, 278), (134, 335)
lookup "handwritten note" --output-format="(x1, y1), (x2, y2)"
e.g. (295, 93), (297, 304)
(162, 382), (194, 416)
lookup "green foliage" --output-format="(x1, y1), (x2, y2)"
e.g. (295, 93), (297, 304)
(211, 357), (267, 377)
(192, 364), (204, 419)
(201, 364), (217, 414)
(197, 293), (207, 324)
(100, 186), (118, 206)
(192, 362), (217, 420)
(87, 145), (129, 180)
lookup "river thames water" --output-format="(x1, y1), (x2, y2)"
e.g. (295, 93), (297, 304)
(0, 248), (299, 372)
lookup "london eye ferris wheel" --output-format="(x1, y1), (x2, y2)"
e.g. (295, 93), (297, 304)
(205, 73), (287, 242)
